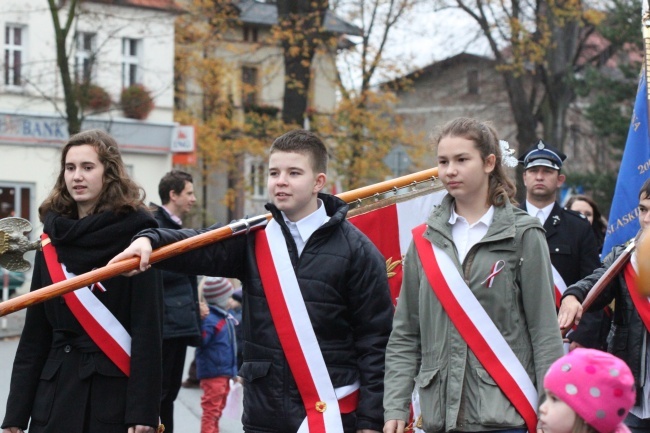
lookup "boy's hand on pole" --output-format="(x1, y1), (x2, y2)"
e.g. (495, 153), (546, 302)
(558, 295), (582, 330)
(108, 237), (153, 275)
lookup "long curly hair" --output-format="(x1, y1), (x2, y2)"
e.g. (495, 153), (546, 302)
(39, 129), (147, 221)
(431, 117), (517, 207)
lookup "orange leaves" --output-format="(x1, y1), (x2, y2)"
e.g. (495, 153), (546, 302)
(311, 90), (428, 190)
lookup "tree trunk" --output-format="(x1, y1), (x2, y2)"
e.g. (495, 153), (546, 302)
(47, 0), (81, 135)
(537, 0), (581, 150)
(277, 0), (328, 126)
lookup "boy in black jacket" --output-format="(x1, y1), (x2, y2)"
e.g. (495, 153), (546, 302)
(111, 130), (393, 433)
(559, 178), (650, 433)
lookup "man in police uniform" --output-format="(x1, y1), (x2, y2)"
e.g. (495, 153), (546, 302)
(519, 141), (604, 348)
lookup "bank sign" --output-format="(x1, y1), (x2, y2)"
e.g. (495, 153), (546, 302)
(0, 112), (176, 154)
(0, 114), (67, 141)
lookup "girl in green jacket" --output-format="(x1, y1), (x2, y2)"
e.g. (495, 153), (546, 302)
(384, 117), (564, 433)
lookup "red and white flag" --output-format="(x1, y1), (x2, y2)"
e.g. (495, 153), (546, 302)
(348, 188), (447, 305)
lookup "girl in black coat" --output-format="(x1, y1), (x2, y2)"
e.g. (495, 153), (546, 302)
(1, 130), (163, 433)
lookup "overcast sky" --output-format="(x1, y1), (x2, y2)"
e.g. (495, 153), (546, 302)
(386, 2), (491, 71)
(336, 1), (494, 89)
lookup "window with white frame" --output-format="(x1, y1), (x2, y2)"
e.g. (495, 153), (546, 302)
(75, 32), (96, 83)
(250, 160), (266, 198)
(121, 38), (141, 87)
(4, 25), (25, 86)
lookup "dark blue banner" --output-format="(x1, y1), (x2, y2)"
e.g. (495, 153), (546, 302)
(603, 71), (650, 256)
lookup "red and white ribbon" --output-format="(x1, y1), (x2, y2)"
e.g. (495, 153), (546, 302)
(481, 260), (506, 288)
(41, 234), (131, 376)
(551, 265), (567, 308)
(256, 220), (358, 432)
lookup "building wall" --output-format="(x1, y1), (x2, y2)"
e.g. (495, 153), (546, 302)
(208, 25), (338, 114)
(396, 57), (515, 137)
(0, 0), (178, 236)
(1, 0), (176, 120)
(392, 54), (607, 176)
(183, 21), (342, 225)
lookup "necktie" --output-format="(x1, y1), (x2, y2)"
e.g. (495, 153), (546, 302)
(536, 210), (545, 225)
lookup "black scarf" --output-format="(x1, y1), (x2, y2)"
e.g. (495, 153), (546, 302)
(43, 209), (157, 275)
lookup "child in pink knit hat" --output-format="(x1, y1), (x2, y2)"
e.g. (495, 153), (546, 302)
(540, 348), (636, 433)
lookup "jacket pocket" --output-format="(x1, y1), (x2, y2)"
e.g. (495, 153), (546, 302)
(163, 291), (197, 334)
(239, 361), (281, 430)
(415, 368), (444, 432)
(91, 372), (128, 424)
(475, 367), (522, 426)
(31, 358), (62, 424)
(239, 360), (272, 382)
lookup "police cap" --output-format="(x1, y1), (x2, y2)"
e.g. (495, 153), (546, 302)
(518, 140), (567, 170)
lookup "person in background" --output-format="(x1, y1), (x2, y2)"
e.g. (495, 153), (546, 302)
(150, 170), (201, 433)
(539, 348), (635, 433)
(565, 195), (606, 252)
(182, 279), (211, 389)
(518, 142), (602, 351)
(229, 288), (244, 369)
(1, 129), (162, 433)
(383, 118), (563, 433)
(563, 194), (611, 351)
(196, 276), (238, 433)
(559, 178), (650, 433)
(518, 142), (601, 299)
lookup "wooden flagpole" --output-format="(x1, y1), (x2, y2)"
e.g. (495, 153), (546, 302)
(0, 167), (438, 317)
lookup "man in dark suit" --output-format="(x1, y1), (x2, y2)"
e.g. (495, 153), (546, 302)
(519, 141), (603, 349)
(150, 170), (201, 433)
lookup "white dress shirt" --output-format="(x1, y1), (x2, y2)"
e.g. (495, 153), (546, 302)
(525, 201), (554, 225)
(449, 205), (495, 263)
(281, 199), (330, 257)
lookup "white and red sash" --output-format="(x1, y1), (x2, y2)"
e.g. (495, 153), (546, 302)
(41, 234), (131, 376)
(624, 262), (650, 333)
(255, 219), (359, 433)
(412, 225), (538, 433)
(551, 265), (568, 308)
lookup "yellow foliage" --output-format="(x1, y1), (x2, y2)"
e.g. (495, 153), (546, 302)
(311, 90), (428, 190)
(583, 9), (606, 26)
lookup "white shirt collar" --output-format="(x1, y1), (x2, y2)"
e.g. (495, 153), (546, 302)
(282, 199), (330, 246)
(448, 204), (494, 263)
(448, 204), (495, 227)
(526, 200), (554, 224)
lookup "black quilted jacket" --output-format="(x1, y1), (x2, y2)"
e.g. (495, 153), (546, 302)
(138, 193), (394, 432)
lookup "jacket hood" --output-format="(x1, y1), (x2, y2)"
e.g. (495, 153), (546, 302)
(426, 194), (542, 245)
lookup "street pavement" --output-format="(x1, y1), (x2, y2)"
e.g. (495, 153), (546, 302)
(0, 307), (244, 433)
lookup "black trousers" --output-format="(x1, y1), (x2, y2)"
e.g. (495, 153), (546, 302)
(160, 338), (188, 433)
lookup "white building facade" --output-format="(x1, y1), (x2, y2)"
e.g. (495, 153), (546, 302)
(0, 0), (180, 226)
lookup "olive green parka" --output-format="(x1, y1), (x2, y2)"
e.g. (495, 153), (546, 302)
(384, 194), (564, 432)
